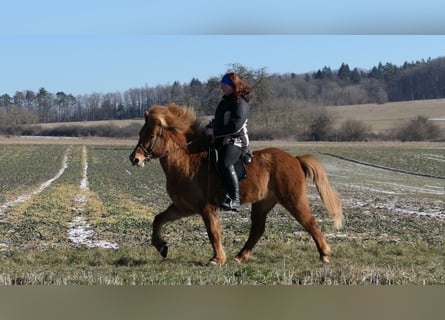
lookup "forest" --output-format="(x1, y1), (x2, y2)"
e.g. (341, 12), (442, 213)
(1, 57), (444, 141)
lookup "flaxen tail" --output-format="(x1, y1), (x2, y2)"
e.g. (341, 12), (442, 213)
(297, 154), (343, 229)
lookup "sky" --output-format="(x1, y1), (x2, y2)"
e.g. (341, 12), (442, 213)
(2, 0), (445, 96)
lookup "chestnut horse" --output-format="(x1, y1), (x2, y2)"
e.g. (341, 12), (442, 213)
(130, 104), (343, 265)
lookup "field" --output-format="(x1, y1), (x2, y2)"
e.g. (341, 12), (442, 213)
(34, 98), (445, 134)
(0, 137), (444, 285)
(326, 98), (445, 132)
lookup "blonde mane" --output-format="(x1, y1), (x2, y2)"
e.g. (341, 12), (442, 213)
(147, 103), (198, 133)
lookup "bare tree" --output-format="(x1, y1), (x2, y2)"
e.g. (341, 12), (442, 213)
(338, 119), (370, 141)
(395, 115), (442, 141)
(306, 106), (334, 141)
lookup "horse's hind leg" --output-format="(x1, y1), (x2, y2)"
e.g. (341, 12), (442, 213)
(283, 197), (332, 263)
(152, 204), (191, 259)
(235, 198), (276, 263)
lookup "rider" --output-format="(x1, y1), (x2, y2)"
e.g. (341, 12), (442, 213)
(205, 72), (251, 212)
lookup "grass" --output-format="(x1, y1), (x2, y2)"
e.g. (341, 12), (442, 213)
(0, 140), (443, 284)
(1, 236), (443, 285)
(327, 98), (445, 131)
(31, 119), (144, 130)
(0, 144), (67, 202)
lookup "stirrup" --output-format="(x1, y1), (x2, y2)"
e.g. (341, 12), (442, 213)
(220, 197), (240, 212)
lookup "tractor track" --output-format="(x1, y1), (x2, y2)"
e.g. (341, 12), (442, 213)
(320, 152), (445, 180)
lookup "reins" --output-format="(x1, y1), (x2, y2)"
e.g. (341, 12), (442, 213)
(139, 127), (202, 162)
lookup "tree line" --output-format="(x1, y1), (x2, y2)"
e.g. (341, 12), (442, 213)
(1, 58), (444, 140)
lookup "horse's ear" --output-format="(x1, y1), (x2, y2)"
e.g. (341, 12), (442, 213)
(144, 110), (150, 119)
(158, 115), (168, 128)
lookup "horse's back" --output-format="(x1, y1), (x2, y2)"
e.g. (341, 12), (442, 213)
(251, 147), (304, 174)
(240, 147), (306, 203)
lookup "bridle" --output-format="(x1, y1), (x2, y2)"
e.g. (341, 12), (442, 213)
(137, 126), (201, 163)
(137, 127), (163, 162)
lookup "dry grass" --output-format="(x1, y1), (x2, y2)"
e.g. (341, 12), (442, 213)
(327, 99), (445, 132)
(0, 136), (135, 146)
(34, 119), (144, 129)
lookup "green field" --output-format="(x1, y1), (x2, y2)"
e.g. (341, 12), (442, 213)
(0, 138), (444, 284)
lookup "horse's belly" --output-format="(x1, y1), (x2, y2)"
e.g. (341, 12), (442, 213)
(167, 184), (204, 211)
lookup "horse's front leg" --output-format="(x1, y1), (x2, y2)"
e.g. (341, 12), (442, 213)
(201, 205), (226, 265)
(152, 204), (190, 258)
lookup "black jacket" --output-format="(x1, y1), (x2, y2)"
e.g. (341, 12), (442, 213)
(213, 95), (249, 138)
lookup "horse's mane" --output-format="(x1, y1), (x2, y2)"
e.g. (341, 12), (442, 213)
(147, 103), (200, 135)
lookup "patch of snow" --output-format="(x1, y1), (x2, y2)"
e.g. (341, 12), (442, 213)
(68, 216), (119, 249)
(67, 146), (119, 249)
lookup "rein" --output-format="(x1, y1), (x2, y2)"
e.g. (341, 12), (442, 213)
(139, 127), (201, 162)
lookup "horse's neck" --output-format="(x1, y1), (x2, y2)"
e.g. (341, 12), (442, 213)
(159, 137), (207, 180)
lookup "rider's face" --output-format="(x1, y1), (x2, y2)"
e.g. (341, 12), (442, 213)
(220, 83), (234, 96)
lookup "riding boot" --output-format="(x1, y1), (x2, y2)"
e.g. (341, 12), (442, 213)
(221, 165), (240, 212)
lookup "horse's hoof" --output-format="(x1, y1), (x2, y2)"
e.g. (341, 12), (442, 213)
(208, 260), (219, 266)
(234, 257), (242, 264)
(207, 258), (225, 266)
(160, 245), (168, 258)
(321, 255), (330, 264)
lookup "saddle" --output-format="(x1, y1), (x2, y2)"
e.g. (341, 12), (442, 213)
(210, 148), (253, 180)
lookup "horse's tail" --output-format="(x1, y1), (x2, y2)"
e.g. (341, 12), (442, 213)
(297, 154), (343, 229)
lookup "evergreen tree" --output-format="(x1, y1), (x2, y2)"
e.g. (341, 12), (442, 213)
(337, 63), (351, 81)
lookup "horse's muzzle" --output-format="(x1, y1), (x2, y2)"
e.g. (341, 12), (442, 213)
(129, 152), (146, 167)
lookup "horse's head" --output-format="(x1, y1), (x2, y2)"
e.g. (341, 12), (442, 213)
(129, 109), (166, 167)
(129, 104), (199, 167)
